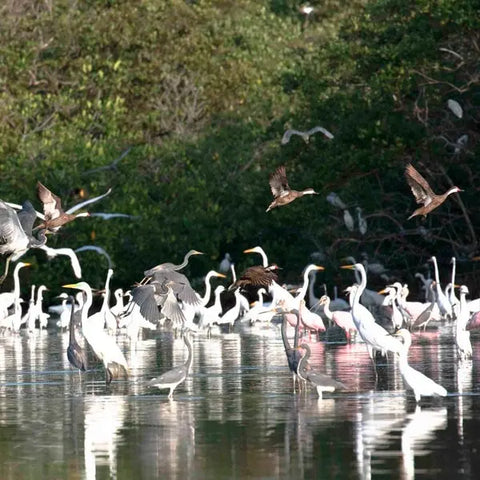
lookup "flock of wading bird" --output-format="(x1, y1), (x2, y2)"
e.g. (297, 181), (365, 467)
(0, 160), (471, 401)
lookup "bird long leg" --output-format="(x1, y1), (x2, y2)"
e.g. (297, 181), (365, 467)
(0, 254), (12, 284)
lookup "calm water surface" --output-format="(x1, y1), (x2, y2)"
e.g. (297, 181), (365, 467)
(0, 323), (479, 479)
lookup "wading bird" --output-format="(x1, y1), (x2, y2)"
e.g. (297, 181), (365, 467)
(266, 166), (317, 212)
(342, 264), (404, 367)
(148, 331), (193, 399)
(296, 343), (346, 398)
(0, 201), (47, 282)
(63, 281), (128, 384)
(67, 295), (88, 373)
(405, 164), (462, 219)
(394, 329), (447, 402)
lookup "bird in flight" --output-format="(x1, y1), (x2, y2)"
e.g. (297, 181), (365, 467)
(405, 164), (462, 219)
(281, 126), (334, 145)
(266, 166), (318, 212)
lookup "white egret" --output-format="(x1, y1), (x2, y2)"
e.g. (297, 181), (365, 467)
(63, 281), (128, 384)
(394, 329), (447, 402)
(342, 264), (404, 364)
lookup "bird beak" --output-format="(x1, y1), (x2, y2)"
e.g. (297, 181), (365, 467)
(340, 265), (355, 270)
(63, 283), (79, 289)
(193, 250), (204, 255)
(314, 265), (325, 271)
(378, 289), (387, 294)
(243, 248), (256, 254)
(214, 272), (227, 278)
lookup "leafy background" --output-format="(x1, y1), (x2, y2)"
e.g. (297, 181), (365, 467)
(1, 0), (479, 300)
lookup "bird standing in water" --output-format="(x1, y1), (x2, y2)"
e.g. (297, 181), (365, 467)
(67, 295), (88, 374)
(148, 331), (193, 399)
(405, 164), (462, 219)
(266, 166), (317, 212)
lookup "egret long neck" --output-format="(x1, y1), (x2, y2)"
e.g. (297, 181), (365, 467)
(201, 272), (215, 306)
(322, 297), (333, 321)
(296, 266), (316, 301)
(12, 265), (22, 299)
(101, 269), (113, 313)
(80, 287), (93, 327)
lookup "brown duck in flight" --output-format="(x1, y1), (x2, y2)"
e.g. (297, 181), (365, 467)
(266, 166), (317, 212)
(35, 181), (90, 232)
(405, 164), (462, 220)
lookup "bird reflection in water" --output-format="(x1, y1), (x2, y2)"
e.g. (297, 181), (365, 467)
(401, 406), (447, 480)
(84, 395), (127, 480)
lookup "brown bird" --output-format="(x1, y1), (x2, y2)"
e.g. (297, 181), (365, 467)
(233, 264), (280, 290)
(35, 181), (90, 232)
(405, 164), (462, 220)
(266, 166), (317, 212)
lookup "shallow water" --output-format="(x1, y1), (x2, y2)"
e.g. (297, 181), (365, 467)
(0, 324), (479, 480)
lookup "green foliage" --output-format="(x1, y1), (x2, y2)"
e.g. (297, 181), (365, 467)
(1, 0), (479, 296)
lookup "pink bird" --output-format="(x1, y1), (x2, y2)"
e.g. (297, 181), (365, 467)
(319, 295), (356, 342)
(298, 299), (326, 335)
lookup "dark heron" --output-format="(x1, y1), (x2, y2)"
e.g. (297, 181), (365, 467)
(280, 307), (303, 392)
(296, 343), (346, 399)
(0, 200), (47, 283)
(67, 295), (88, 373)
(266, 165), (318, 212)
(405, 164), (462, 220)
(148, 331), (193, 399)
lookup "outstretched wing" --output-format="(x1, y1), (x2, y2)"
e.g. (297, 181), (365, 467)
(269, 166), (290, 198)
(281, 129), (303, 145)
(405, 164), (435, 206)
(307, 126), (334, 140)
(37, 181), (63, 220)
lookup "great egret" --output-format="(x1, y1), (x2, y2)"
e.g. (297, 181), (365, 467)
(0, 261), (31, 317)
(296, 343), (346, 398)
(266, 165), (317, 212)
(35, 181), (90, 232)
(148, 331), (193, 399)
(405, 164), (462, 219)
(394, 329), (448, 402)
(456, 285), (472, 360)
(430, 256), (452, 318)
(0, 201), (47, 282)
(281, 126), (333, 145)
(38, 245), (82, 279)
(63, 281), (128, 384)
(342, 263), (404, 364)
(35, 285), (50, 329)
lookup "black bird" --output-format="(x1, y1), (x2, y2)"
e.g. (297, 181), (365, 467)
(67, 295), (88, 373)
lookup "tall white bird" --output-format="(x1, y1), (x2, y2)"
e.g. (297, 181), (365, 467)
(0, 261), (31, 318)
(342, 264), (404, 364)
(63, 281), (128, 384)
(430, 256), (452, 318)
(456, 285), (472, 361)
(394, 329), (448, 402)
(35, 285), (50, 329)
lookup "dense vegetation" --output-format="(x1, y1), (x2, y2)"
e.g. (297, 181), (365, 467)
(1, 0), (479, 297)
